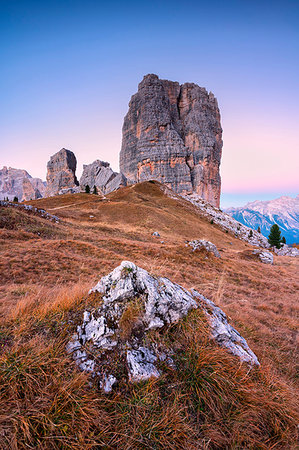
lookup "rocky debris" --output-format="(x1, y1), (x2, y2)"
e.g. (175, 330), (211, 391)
(67, 261), (259, 391)
(0, 166), (46, 201)
(152, 231), (160, 237)
(80, 160), (127, 195)
(253, 249), (274, 264)
(181, 192), (270, 248)
(45, 148), (79, 197)
(273, 244), (299, 257)
(0, 200), (60, 223)
(120, 73), (222, 207)
(188, 239), (221, 258)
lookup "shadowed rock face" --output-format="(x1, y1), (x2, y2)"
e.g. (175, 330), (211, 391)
(120, 74), (222, 207)
(45, 148), (79, 197)
(0, 166), (46, 201)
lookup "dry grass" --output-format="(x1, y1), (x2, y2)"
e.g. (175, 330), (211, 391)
(0, 181), (298, 448)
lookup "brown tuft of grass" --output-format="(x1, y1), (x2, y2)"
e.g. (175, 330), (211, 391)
(119, 297), (144, 341)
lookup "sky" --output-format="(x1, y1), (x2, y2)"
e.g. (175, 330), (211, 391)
(0, 0), (298, 208)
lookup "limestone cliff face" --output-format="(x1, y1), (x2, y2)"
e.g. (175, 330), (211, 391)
(120, 74), (222, 207)
(45, 148), (79, 197)
(79, 160), (127, 195)
(0, 166), (46, 201)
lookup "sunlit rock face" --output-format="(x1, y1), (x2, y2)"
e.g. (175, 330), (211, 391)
(45, 148), (79, 197)
(120, 74), (222, 207)
(0, 166), (46, 201)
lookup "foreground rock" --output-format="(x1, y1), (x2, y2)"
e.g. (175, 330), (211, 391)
(67, 261), (259, 391)
(0, 166), (46, 201)
(79, 160), (127, 194)
(188, 239), (221, 258)
(45, 148), (79, 197)
(120, 74), (222, 207)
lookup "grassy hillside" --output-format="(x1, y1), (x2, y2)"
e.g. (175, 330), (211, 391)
(0, 181), (298, 448)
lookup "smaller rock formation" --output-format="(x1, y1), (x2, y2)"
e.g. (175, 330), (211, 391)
(0, 166), (46, 201)
(79, 160), (127, 195)
(253, 250), (273, 264)
(45, 148), (79, 197)
(188, 239), (221, 258)
(67, 261), (259, 391)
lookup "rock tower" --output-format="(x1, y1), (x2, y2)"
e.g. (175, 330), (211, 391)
(120, 74), (222, 207)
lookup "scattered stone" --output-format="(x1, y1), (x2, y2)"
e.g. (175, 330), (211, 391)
(0, 200), (60, 223)
(120, 73), (222, 207)
(188, 239), (221, 258)
(152, 231), (160, 237)
(45, 148), (79, 197)
(67, 261), (259, 391)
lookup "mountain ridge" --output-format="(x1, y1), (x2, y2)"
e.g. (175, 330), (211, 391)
(225, 195), (299, 244)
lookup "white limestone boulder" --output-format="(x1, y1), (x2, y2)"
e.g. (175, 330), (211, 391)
(67, 261), (259, 391)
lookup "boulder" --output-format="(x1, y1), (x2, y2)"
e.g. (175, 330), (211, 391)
(120, 74), (222, 207)
(45, 148), (79, 197)
(253, 249), (273, 264)
(188, 239), (221, 258)
(67, 261), (259, 391)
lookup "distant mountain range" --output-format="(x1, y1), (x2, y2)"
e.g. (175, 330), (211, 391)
(225, 195), (299, 244)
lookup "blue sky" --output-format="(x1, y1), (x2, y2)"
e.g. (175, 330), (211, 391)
(1, 0), (298, 207)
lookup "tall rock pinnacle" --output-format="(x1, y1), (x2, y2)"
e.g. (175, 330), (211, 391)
(45, 148), (79, 197)
(120, 74), (222, 207)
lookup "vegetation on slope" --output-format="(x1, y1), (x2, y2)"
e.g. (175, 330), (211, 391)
(0, 182), (298, 448)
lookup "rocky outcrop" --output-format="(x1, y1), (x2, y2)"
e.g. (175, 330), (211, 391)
(45, 148), (79, 197)
(120, 74), (222, 207)
(188, 239), (221, 258)
(180, 191), (270, 248)
(79, 160), (127, 194)
(274, 244), (299, 257)
(0, 166), (46, 201)
(67, 261), (259, 391)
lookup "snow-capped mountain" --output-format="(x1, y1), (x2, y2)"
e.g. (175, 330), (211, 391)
(225, 195), (299, 245)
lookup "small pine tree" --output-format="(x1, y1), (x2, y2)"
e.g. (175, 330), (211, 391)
(257, 226), (261, 233)
(85, 185), (90, 194)
(93, 185), (98, 195)
(281, 236), (286, 244)
(13, 196), (18, 203)
(268, 224), (282, 248)
(249, 230), (253, 238)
